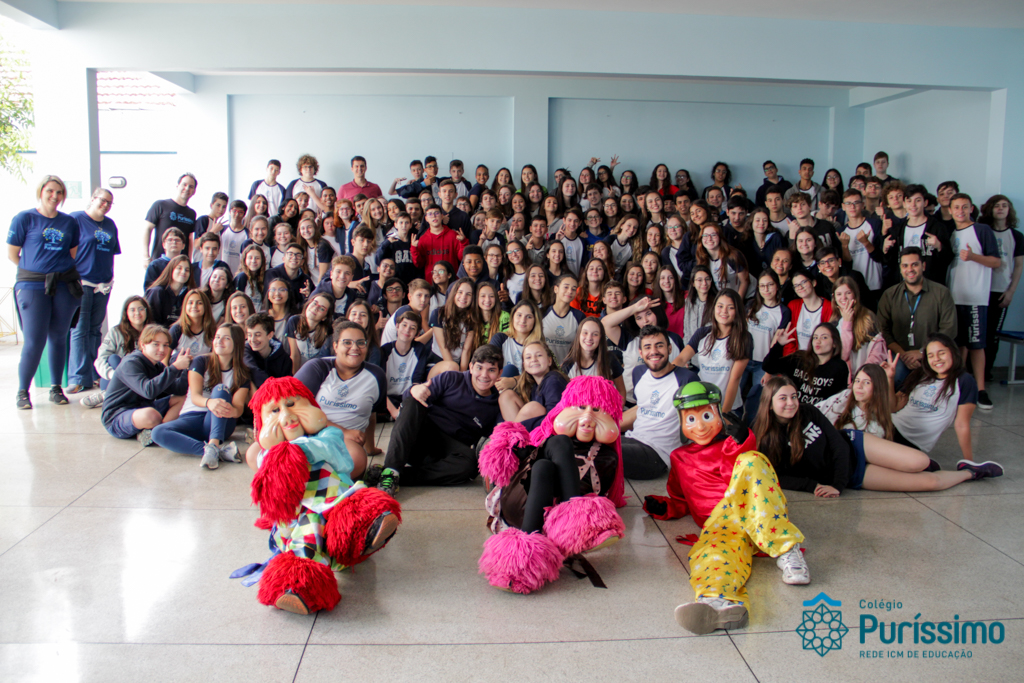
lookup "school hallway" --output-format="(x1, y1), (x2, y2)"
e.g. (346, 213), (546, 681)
(0, 340), (1021, 682)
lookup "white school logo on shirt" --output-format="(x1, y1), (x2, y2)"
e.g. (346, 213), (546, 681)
(398, 361), (407, 376)
(556, 325), (566, 338)
(650, 390), (661, 405)
(336, 384), (350, 399)
(711, 347), (724, 361)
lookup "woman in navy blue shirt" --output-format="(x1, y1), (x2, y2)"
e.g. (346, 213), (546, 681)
(7, 175), (83, 409)
(68, 188), (121, 394)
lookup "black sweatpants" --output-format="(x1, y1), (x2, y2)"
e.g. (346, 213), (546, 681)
(383, 398), (478, 486)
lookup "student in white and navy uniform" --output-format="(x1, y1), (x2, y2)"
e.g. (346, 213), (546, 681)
(620, 324), (698, 479)
(600, 296), (683, 404)
(379, 310), (441, 418)
(542, 273), (585, 366)
(892, 334), (980, 460)
(295, 321), (386, 478)
(945, 193), (1002, 408)
(491, 299), (545, 379)
(839, 189), (883, 306)
(673, 290), (752, 417)
(981, 194), (1024, 383)
(742, 269), (791, 424)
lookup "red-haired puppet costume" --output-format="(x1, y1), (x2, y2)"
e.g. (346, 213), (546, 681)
(477, 376), (626, 594)
(642, 381), (808, 634)
(235, 376), (401, 615)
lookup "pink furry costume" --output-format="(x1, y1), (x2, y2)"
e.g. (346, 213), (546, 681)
(477, 376), (626, 594)
(233, 377), (402, 615)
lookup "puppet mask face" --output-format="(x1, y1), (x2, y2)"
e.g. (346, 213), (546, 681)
(680, 405), (723, 446)
(553, 405), (619, 444)
(258, 395), (328, 448)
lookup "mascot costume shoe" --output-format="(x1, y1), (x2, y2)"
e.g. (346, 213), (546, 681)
(233, 377), (402, 614)
(642, 381), (810, 634)
(477, 376), (627, 594)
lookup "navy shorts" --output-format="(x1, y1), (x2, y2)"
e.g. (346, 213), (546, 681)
(106, 396), (172, 439)
(955, 305), (987, 350)
(841, 428), (867, 490)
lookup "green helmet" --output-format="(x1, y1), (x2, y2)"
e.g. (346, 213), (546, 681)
(673, 381), (722, 411)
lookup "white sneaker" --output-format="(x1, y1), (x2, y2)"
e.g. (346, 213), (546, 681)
(81, 391), (104, 409)
(674, 596), (748, 634)
(201, 443), (220, 470)
(219, 440), (240, 463)
(777, 543), (810, 585)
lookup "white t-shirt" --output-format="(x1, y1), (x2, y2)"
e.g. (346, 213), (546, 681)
(843, 222), (882, 290)
(795, 302), (826, 351)
(991, 228), (1023, 293)
(384, 343), (426, 397)
(748, 304), (789, 363)
(893, 374), (977, 452)
(180, 356), (244, 416)
(626, 365), (697, 464)
(220, 227), (249, 274)
(253, 181), (284, 216)
(492, 334), (525, 374)
(947, 224), (998, 306)
(542, 306), (585, 365)
(297, 359), (387, 432)
(561, 236), (584, 276)
(687, 326), (753, 411)
(903, 222), (927, 250)
(622, 332), (683, 404)
(506, 271), (526, 303)
(610, 239), (632, 270)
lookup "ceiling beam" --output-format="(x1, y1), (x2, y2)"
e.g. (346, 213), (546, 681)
(0, 0), (58, 30)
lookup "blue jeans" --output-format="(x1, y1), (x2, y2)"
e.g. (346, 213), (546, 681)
(15, 284), (81, 391)
(151, 386), (237, 457)
(99, 354), (121, 391)
(68, 285), (111, 387)
(741, 360), (765, 427)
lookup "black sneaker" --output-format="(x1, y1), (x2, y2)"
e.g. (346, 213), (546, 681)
(362, 464), (383, 487)
(16, 390), (32, 410)
(362, 512), (399, 556)
(977, 390), (993, 410)
(49, 386), (69, 405)
(925, 459), (942, 472)
(376, 467), (400, 497)
(957, 459), (1004, 480)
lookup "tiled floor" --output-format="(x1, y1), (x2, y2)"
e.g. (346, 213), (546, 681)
(1, 342), (1022, 682)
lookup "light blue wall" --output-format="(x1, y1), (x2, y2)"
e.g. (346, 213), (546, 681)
(229, 94), (514, 195)
(862, 90), (996, 198)
(549, 98), (833, 192)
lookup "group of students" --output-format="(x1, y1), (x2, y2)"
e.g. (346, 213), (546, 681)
(8, 150), (1016, 494)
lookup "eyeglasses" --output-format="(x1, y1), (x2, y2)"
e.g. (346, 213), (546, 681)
(286, 252), (304, 259)
(507, 248), (522, 255)
(819, 257), (837, 266)
(842, 201), (863, 207)
(793, 280), (812, 290)
(385, 286), (404, 293)
(338, 339), (368, 348)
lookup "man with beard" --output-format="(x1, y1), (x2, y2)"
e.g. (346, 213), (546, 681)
(619, 325), (698, 480)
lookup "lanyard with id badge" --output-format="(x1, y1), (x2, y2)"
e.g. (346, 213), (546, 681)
(905, 289), (922, 347)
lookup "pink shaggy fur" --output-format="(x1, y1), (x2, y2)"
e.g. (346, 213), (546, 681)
(478, 422), (531, 488)
(478, 528), (563, 594)
(529, 376), (628, 508)
(543, 494), (625, 557)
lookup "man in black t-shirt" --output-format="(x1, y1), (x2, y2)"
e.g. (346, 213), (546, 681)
(143, 173), (198, 264)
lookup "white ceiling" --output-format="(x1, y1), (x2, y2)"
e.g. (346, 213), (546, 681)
(59, 0), (1024, 30)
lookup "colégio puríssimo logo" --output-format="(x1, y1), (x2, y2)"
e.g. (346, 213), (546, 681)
(796, 592), (850, 657)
